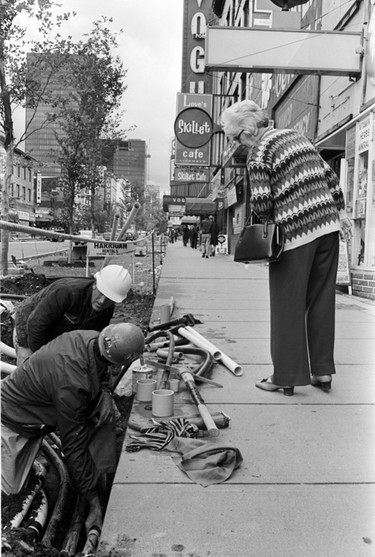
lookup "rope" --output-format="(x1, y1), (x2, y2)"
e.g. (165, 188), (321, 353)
(126, 417), (198, 452)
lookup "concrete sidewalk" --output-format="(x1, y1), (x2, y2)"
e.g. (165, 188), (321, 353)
(99, 241), (375, 557)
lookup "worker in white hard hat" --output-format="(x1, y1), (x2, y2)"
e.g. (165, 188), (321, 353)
(1, 323), (145, 534)
(13, 265), (132, 365)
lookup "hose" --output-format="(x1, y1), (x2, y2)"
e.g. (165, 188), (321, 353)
(154, 346), (214, 379)
(146, 330), (175, 388)
(41, 438), (72, 547)
(60, 496), (87, 557)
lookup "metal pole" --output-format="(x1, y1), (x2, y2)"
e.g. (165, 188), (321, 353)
(101, 212), (120, 269)
(117, 203), (141, 241)
(151, 231), (156, 295)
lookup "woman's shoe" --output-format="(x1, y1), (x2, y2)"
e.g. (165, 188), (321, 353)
(255, 376), (294, 396)
(311, 375), (332, 392)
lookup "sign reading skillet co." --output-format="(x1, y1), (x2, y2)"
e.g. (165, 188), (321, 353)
(174, 107), (213, 149)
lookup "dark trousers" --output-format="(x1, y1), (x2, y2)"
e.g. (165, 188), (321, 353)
(269, 232), (339, 386)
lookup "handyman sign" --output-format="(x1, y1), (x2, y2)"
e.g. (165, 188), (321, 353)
(87, 241), (134, 258)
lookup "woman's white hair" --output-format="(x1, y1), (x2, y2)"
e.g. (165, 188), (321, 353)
(221, 100), (269, 139)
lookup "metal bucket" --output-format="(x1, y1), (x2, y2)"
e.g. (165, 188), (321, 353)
(132, 365), (154, 394)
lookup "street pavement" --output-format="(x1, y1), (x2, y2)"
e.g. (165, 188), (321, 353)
(99, 240), (375, 557)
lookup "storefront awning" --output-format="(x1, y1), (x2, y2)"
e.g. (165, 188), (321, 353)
(181, 216), (199, 224)
(185, 198), (217, 215)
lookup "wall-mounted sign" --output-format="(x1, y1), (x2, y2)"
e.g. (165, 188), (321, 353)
(175, 93), (212, 167)
(174, 167), (210, 182)
(174, 107), (213, 148)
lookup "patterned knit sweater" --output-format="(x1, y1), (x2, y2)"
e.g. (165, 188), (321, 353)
(247, 127), (345, 251)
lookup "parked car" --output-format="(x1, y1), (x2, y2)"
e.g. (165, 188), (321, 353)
(49, 228), (65, 242)
(125, 230), (137, 241)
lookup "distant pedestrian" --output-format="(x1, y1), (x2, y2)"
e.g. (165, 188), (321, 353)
(182, 225), (190, 247)
(190, 224), (199, 249)
(221, 100), (352, 396)
(209, 216), (219, 256)
(200, 216), (212, 258)
(13, 265), (132, 365)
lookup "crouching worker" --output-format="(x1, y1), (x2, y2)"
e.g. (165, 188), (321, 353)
(13, 264), (132, 365)
(1, 323), (145, 533)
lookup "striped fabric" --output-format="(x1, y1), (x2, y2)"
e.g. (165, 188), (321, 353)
(126, 418), (199, 452)
(247, 128), (345, 252)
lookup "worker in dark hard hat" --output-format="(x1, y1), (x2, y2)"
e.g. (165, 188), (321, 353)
(1, 323), (145, 534)
(13, 264), (132, 365)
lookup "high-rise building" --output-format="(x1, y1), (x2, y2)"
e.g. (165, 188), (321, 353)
(104, 140), (146, 188)
(24, 53), (76, 176)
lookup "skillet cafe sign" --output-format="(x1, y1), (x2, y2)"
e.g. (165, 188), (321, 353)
(174, 107), (213, 149)
(87, 240), (134, 258)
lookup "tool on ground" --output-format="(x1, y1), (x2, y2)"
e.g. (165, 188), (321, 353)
(143, 359), (223, 388)
(128, 411), (230, 433)
(148, 313), (202, 332)
(178, 369), (219, 437)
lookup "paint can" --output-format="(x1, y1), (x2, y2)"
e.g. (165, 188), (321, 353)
(132, 365), (154, 394)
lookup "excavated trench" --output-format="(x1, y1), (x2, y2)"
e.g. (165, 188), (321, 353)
(1, 273), (155, 556)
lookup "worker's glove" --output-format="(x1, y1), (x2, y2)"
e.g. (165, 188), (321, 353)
(90, 390), (114, 428)
(339, 217), (352, 242)
(85, 493), (103, 534)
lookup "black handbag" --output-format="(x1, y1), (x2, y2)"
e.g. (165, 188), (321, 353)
(234, 214), (284, 264)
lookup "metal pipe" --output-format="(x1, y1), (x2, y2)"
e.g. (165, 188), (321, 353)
(178, 370), (219, 437)
(101, 212), (121, 269)
(0, 360), (17, 374)
(9, 460), (47, 529)
(0, 340), (16, 359)
(184, 326), (243, 376)
(116, 203), (141, 241)
(0, 219), (138, 245)
(151, 232), (156, 295)
(178, 327), (222, 360)
(26, 488), (49, 541)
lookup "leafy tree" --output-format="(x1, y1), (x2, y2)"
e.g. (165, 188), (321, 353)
(0, 0), (74, 273)
(1, 3), (128, 272)
(52, 18), (127, 236)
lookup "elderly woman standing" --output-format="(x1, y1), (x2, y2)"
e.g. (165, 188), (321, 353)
(221, 100), (352, 396)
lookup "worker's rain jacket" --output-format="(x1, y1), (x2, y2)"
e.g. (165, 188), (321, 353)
(1, 330), (110, 499)
(15, 278), (114, 352)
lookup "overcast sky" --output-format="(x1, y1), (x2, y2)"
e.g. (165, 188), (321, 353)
(15, 0), (184, 194)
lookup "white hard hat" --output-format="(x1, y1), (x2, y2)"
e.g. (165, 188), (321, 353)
(94, 265), (132, 303)
(98, 323), (145, 364)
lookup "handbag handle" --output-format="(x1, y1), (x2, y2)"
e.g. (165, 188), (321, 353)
(248, 212), (272, 238)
